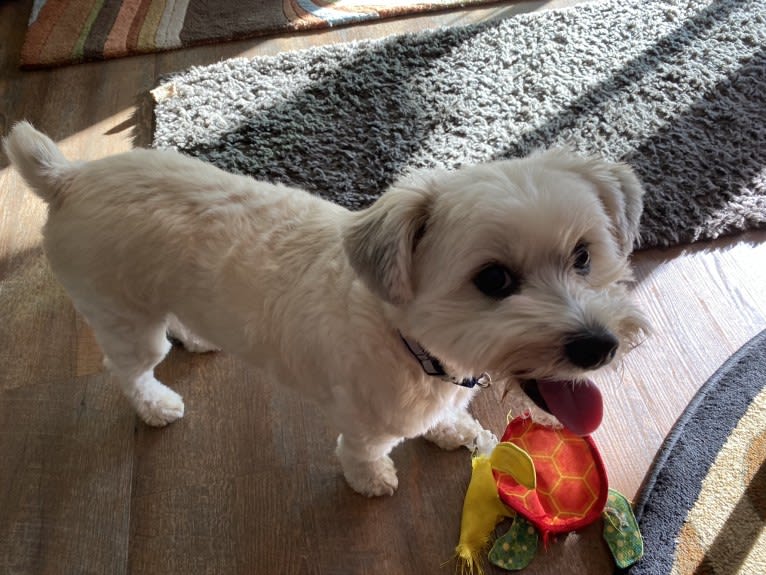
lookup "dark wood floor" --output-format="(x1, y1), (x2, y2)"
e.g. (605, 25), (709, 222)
(1, 1), (765, 574)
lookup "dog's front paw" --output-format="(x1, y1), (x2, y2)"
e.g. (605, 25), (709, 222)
(132, 380), (185, 427)
(178, 339), (220, 353)
(167, 316), (220, 354)
(424, 409), (488, 451)
(342, 455), (399, 497)
(473, 429), (499, 456)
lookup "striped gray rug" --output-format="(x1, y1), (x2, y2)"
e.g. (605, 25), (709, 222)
(153, 0), (766, 248)
(628, 329), (766, 574)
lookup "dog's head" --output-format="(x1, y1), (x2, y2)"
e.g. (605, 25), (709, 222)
(343, 149), (648, 435)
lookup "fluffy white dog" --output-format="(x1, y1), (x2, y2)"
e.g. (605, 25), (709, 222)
(4, 122), (647, 497)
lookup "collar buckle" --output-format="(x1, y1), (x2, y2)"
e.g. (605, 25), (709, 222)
(400, 334), (491, 389)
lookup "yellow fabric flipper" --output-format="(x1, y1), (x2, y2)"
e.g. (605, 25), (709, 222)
(455, 455), (515, 575)
(490, 441), (536, 489)
(455, 442), (537, 574)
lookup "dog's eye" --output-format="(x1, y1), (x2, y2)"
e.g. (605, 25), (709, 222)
(573, 243), (591, 275)
(473, 264), (519, 299)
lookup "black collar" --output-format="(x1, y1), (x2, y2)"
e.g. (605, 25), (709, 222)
(399, 334), (491, 389)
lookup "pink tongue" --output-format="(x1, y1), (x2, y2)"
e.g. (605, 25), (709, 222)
(536, 379), (603, 436)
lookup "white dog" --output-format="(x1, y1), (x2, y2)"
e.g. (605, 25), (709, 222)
(4, 122), (647, 497)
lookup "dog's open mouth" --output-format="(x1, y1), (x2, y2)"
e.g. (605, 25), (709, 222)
(520, 378), (603, 436)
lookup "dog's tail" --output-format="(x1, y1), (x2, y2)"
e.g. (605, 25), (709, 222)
(3, 121), (80, 204)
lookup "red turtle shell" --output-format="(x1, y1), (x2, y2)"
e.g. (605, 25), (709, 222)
(495, 417), (609, 537)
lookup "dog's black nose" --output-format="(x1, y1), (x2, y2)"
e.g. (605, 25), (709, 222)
(564, 330), (619, 369)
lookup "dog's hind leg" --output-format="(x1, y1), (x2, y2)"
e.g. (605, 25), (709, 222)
(166, 314), (219, 353)
(77, 301), (184, 427)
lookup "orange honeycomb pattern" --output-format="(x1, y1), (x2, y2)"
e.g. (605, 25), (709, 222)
(496, 417), (608, 535)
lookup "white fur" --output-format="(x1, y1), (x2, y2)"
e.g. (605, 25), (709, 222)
(4, 122), (647, 496)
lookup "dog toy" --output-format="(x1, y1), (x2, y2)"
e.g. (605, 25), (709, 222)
(455, 416), (643, 573)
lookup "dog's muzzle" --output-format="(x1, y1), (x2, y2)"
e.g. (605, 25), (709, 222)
(564, 329), (619, 370)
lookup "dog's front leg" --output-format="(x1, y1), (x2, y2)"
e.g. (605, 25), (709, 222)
(335, 433), (402, 497)
(423, 407), (497, 453)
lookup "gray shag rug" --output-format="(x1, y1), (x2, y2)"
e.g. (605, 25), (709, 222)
(152, 0), (766, 249)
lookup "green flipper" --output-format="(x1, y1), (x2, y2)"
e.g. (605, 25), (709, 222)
(602, 489), (644, 568)
(488, 516), (539, 571)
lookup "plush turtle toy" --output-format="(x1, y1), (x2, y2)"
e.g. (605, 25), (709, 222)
(455, 415), (643, 573)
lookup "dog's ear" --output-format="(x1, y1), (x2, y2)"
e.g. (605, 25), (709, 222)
(343, 182), (433, 305)
(590, 160), (644, 255)
(543, 150), (645, 255)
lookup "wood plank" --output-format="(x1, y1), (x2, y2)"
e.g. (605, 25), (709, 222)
(0, 2), (139, 573)
(0, 248), (136, 574)
(599, 232), (766, 497)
